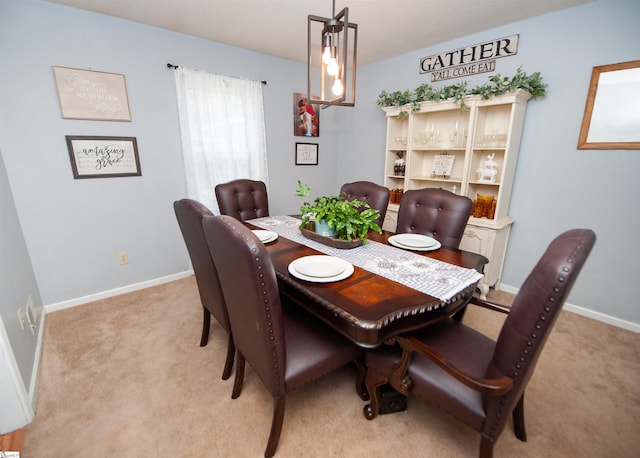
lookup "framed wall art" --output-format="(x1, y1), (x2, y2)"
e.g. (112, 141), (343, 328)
(295, 142), (318, 165)
(293, 92), (320, 137)
(53, 66), (132, 121)
(65, 136), (141, 179)
(577, 60), (640, 150)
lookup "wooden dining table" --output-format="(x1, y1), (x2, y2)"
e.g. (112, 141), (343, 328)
(246, 216), (488, 349)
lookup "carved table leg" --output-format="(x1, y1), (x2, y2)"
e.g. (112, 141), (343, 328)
(363, 367), (389, 420)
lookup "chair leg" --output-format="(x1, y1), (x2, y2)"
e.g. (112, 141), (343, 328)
(264, 397), (286, 458)
(363, 367), (389, 420)
(513, 393), (527, 442)
(200, 308), (211, 347)
(231, 351), (245, 399)
(479, 436), (494, 458)
(221, 334), (235, 380)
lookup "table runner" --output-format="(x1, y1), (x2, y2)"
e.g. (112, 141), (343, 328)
(247, 215), (483, 302)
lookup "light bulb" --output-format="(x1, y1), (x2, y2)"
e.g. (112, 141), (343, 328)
(322, 35), (332, 64)
(322, 47), (332, 64)
(327, 58), (339, 76)
(332, 78), (344, 96)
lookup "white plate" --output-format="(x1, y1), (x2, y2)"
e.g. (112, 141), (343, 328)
(252, 230), (278, 244)
(288, 256), (354, 283)
(392, 233), (438, 248)
(389, 234), (441, 252)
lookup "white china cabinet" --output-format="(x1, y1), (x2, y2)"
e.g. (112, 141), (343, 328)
(381, 89), (532, 297)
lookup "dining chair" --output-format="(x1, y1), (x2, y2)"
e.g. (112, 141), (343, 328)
(203, 215), (363, 458)
(173, 199), (234, 380)
(396, 188), (472, 248)
(215, 178), (269, 221)
(362, 228), (596, 458)
(340, 181), (390, 228)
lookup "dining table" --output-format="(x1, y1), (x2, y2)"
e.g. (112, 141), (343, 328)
(245, 215), (487, 349)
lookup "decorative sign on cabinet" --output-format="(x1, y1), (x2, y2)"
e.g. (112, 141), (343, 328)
(381, 90), (532, 297)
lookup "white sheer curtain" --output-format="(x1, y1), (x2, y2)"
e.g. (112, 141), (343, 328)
(174, 67), (269, 213)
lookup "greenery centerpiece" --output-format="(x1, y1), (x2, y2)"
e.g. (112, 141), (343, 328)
(295, 180), (382, 243)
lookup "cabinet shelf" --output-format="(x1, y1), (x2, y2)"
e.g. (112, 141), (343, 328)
(468, 180), (500, 186)
(412, 147), (466, 152)
(410, 175), (462, 183)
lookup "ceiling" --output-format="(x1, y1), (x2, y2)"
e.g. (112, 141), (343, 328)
(45, 0), (594, 66)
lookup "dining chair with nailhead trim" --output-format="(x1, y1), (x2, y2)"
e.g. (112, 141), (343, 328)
(215, 178), (269, 221)
(173, 198), (235, 380)
(396, 188), (472, 249)
(203, 215), (362, 458)
(362, 228), (596, 458)
(340, 181), (390, 228)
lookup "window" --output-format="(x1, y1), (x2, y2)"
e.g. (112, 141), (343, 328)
(174, 68), (269, 212)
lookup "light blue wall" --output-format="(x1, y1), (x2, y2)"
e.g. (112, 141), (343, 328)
(345, 0), (640, 324)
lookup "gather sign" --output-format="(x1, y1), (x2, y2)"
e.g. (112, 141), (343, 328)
(420, 35), (519, 82)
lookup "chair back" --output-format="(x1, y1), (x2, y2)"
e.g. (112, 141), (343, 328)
(483, 228), (596, 439)
(340, 181), (390, 228)
(215, 179), (269, 221)
(396, 188), (472, 248)
(203, 215), (285, 397)
(173, 199), (230, 333)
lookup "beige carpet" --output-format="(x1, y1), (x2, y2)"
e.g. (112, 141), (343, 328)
(24, 277), (640, 457)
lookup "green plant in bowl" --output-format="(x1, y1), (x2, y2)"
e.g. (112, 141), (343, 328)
(295, 180), (382, 242)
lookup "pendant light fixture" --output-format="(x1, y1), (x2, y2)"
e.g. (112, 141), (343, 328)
(308, 0), (358, 107)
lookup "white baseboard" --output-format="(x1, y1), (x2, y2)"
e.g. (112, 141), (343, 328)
(498, 284), (640, 333)
(44, 271), (193, 313)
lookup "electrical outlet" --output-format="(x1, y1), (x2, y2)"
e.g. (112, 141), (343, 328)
(17, 308), (26, 330)
(118, 252), (129, 265)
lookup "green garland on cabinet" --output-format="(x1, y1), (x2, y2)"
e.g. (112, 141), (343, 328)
(376, 67), (547, 117)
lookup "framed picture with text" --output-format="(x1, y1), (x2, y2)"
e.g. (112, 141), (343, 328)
(65, 136), (141, 179)
(295, 142), (318, 165)
(53, 66), (132, 121)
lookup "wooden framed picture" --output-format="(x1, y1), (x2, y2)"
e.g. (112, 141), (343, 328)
(53, 66), (132, 121)
(577, 60), (640, 150)
(294, 92), (319, 137)
(65, 136), (141, 179)
(295, 142), (319, 165)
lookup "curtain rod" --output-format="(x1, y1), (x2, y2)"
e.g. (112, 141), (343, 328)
(167, 63), (267, 85)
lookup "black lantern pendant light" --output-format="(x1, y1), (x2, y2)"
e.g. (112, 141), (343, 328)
(307, 0), (358, 106)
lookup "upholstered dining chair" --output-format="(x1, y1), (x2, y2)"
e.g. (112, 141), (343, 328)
(215, 178), (269, 222)
(340, 181), (390, 228)
(362, 228), (596, 458)
(203, 215), (362, 458)
(173, 199), (235, 380)
(396, 188), (472, 248)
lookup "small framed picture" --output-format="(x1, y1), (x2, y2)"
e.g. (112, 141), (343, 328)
(295, 142), (319, 165)
(294, 92), (320, 137)
(65, 135), (142, 179)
